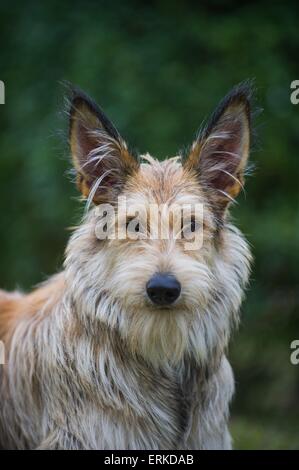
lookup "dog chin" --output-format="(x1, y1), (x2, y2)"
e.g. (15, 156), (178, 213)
(117, 304), (206, 367)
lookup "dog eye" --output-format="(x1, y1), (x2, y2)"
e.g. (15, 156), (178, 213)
(190, 217), (196, 233)
(182, 216), (199, 235)
(126, 217), (146, 237)
(126, 219), (139, 231)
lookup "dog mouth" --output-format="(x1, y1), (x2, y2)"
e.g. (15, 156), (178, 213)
(147, 303), (178, 311)
(144, 294), (183, 312)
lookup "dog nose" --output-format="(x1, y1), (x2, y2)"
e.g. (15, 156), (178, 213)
(146, 273), (181, 306)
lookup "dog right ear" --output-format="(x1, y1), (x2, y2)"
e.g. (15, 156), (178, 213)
(69, 88), (139, 204)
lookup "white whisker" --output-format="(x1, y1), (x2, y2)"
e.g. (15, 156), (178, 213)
(85, 170), (114, 213)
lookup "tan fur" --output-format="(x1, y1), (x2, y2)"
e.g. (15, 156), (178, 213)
(0, 159), (251, 449)
(0, 85), (253, 449)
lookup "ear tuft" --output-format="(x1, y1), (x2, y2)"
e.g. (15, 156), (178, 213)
(68, 85), (139, 205)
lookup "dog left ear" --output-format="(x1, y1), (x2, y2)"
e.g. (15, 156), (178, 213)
(184, 82), (252, 210)
(69, 88), (139, 204)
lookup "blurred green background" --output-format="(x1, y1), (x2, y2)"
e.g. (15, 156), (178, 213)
(0, 0), (298, 449)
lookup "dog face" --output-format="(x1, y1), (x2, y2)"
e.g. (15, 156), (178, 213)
(65, 84), (252, 366)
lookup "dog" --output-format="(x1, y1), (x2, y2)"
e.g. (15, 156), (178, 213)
(0, 82), (253, 449)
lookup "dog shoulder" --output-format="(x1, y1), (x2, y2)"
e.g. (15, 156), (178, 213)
(0, 289), (24, 341)
(0, 273), (65, 342)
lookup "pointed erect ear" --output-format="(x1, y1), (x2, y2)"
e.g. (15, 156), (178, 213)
(69, 88), (139, 204)
(184, 82), (252, 210)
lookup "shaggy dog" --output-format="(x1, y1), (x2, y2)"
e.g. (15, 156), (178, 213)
(0, 82), (253, 449)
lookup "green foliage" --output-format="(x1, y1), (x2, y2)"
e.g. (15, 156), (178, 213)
(0, 0), (298, 449)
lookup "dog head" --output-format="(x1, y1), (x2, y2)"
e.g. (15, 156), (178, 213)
(65, 83), (253, 367)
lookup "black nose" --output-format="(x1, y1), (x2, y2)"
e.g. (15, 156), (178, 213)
(146, 273), (181, 306)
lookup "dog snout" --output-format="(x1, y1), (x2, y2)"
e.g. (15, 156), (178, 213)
(146, 273), (181, 306)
